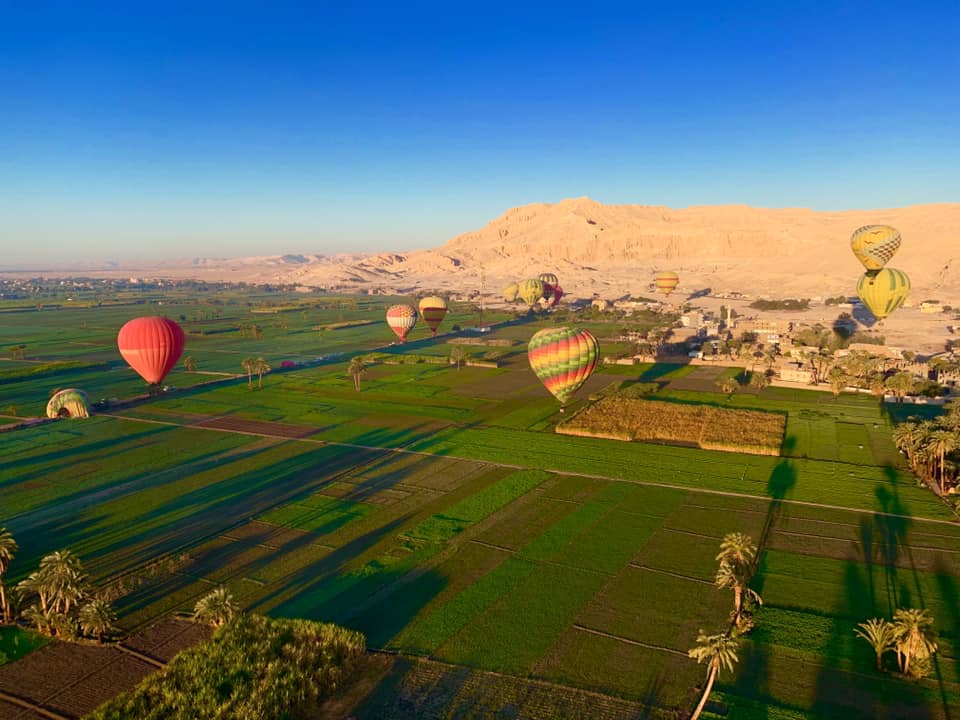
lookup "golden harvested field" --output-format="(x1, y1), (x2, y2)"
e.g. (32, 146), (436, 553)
(557, 397), (785, 456)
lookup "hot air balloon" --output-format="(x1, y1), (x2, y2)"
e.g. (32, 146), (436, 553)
(528, 327), (600, 406)
(857, 268), (911, 320)
(550, 285), (564, 308)
(386, 304), (418, 342)
(46, 388), (91, 419)
(518, 279), (546, 308)
(538, 273), (559, 287)
(655, 271), (680, 298)
(117, 316), (185, 385)
(851, 225), (901, 279)
(418, 296), (448, 336)
(502, 283), (519, 303)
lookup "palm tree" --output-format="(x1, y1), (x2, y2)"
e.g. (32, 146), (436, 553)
(854, 617), (896, 670)
(241, 357), (255, 388)
(749, 371), (769, 391)
(716, 533), (757, 574)
(347, 357), (367, 392)
(252, 357), (271, 389)
(0, 528), (17, 623)
(926, 430), (958, 495)
(892, 420), (923, 470)
(38, 550), (86, 615)
(688, 630), (740, 720)
(193, 586), (238, 627)
(892, 608), (938, 676)
(715, 561), (762, 625)
(79, 598), (117, 643)
(182, 356), (197, 372)
(450, 346), (468, 370)
(719, 377), (739, 395)
(885, 372), (917, 403)
(827, 366), (848, 400)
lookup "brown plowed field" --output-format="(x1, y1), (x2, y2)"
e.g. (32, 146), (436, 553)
(197, 415), (321, 438)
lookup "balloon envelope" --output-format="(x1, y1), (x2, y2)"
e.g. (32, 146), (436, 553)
(857, 268), (910, 320)
(655, 271), (680, 297)
(502, 283), (519, 302)
(538, 273), (559, 286)
(386, 304), (418, 342)
(528, 327), (600, 405)
(418, 296), (448, 336)
(117, 316), (185, 385)
(518, 279), (546, 307)
(550, 285), (564, 308)
(851, 225), (901, 273)
(46, 388), (91, 419)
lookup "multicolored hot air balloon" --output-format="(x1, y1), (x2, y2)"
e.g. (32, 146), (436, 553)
(46, 388), (91, 419)
(117, 316), (185, 385)
(851, 225), (901, 279)
(857, 268), (910, 320)
(518, 279), (546, 308)
(538, 273), (559, 287)
(654, 271), (680, 298)
(386, 304), (418, 342)
(418, 296), (449, 336)
(528, 327), (600, 406)
(502, 283), (519, 303)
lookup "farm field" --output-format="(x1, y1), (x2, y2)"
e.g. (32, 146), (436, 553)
(1, 291), (959, 719)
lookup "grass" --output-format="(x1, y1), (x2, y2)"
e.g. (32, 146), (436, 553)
(0, 626), (48, 665)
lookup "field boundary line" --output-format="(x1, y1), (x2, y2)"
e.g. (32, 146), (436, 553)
(627, 563), (714, 585)
(572, 624), (688, 656)
(114, 644), (166, 669)
(0, 690), (70, 720)
(102, 413), (960, 529)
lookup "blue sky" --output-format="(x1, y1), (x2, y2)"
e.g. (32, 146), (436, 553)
(1, 1), (958, 264)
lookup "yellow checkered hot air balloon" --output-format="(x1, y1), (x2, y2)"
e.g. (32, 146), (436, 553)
(857, 268), (910, 320)
(527, 327), (600, 407)
(851, 225), (901, 279)
(418, 296), (448, 336)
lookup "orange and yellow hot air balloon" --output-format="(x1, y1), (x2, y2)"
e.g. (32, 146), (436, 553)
(654, 271), (679, 298)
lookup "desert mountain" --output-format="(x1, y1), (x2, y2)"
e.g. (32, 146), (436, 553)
(292, 197), (960, 302)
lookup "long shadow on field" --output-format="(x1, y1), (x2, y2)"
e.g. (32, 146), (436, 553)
(934, 561), (960, 688)
(0, 424), (176, 481)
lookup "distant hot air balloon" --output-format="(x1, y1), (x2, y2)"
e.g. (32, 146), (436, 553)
(851, 225), (901, 279)
(857, 268), (910, 320)
(528, 327), (600, 406)
(538, 273), (559, 287)
(654, 271), (680, 298)
(550, 285), (564, 308)
(418, 296), (449, 336)
(386, 304), (418, 342)
(117, 316), (185, 385)
(518, 279), (546, 308)
(502, 283), (519, 303)
(46, 388), (91, 419)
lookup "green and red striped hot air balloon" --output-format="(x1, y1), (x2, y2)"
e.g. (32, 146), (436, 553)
(418, 295), (448, 336)
(386, 304), (418, 342)
(528, 327), (600, 406)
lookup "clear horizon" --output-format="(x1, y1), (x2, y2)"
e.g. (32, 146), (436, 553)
(2, 1), (958, 264)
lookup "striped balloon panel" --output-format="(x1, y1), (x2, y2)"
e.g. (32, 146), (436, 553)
(857, 268), (910, 320)
(528, 327), (600, 404)
(655, 272), (679, 296)
(418, 305), (448, 334)
(538, 273), (559, 286)
(386, 304), (418, 341)
(850, 225), (901, 272)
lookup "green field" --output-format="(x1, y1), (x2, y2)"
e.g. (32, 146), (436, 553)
(1, 288), (958, 719)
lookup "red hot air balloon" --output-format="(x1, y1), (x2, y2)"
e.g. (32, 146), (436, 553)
(550, 285), (564, 308)
(117, 316), (186, 385)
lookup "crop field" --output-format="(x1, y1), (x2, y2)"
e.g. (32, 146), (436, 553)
(1, 291), (959, 719)
(558, 396), (785, 455)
